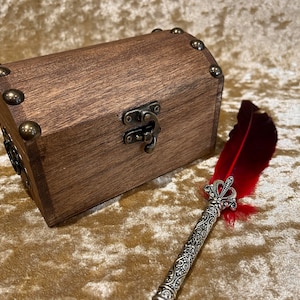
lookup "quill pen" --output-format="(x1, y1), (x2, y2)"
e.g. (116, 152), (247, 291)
(153, 100), (277, 300)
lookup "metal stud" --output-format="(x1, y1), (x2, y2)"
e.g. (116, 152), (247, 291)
(19, 121), (41, 141)
(2, 89), (24, 105)
(209, 65), (223, 78)
(190, 39), (205, 51)
(170, 27), (184, 34)
(152, 28), (163, 33)
(125, 135), (133, 144)
(125, 115), (132, 124)
(153, 104), (160, 114)
(0, 66), (11, 77)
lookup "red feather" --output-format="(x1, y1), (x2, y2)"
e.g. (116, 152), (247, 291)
(209, 100), (277, 225)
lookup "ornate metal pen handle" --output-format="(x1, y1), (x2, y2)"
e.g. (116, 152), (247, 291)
(152, 176), (237, 300)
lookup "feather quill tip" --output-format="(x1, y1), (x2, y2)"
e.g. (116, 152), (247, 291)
(208, 100), (277, 225)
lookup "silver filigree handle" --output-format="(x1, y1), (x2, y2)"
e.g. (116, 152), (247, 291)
(152, 176), (237, 300)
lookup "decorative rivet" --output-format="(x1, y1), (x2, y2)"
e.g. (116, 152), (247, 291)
(125, 115), (132, 124)
(170, 27), (184, 34)
(125, 135), (133, 144)
(2, 89), (24, 105)
(0, 66), (11, 77)
(153, 105), (160, 114)
(209, 65), (223, 78)
(152, 28), (163, 33)
(19, 121), (41, 141)
(190, 39), (205, 51)
(143, 113), (151, 122)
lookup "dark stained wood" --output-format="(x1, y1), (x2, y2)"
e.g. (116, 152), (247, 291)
(0, 30), (223, 226)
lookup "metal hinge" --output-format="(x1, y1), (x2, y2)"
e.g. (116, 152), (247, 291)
(2, 127), (30, 187)
(122, 101), (161, 153)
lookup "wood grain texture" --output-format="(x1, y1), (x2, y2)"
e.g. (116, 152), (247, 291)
(0, 30), (223, 226)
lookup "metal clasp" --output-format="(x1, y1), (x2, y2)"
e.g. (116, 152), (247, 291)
(122, 101), (161, 153)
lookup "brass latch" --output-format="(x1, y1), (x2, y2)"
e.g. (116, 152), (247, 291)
(122, 101), (161, 153)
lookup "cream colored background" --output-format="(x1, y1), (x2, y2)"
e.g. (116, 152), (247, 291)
(1, 1), (300, 299)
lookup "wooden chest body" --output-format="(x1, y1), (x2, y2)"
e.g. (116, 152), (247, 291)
(0, 29), (223, 226)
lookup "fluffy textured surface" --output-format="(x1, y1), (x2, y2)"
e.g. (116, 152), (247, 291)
(0, 1), (299, 299)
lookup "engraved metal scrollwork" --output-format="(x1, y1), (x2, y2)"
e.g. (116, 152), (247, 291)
(153, 177), (237, 300)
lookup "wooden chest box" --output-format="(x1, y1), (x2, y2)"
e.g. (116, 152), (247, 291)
(0, 28), (223, 226)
